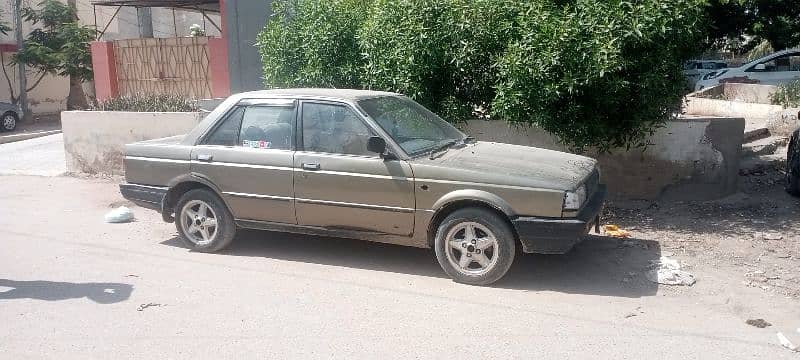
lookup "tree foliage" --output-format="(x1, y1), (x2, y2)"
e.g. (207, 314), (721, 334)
(707, 0), (800, 51)
(493, 0), (706, 150)
(258, 0), (706, 151)
(12, 0), (95, 86)
(258, 0), (370, 89)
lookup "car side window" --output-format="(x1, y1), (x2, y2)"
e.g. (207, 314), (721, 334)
(754, 54), (800, 72)
(301, 102), (375, 156)
(204, 106), (244, 146)
(239, 106), (295, 150)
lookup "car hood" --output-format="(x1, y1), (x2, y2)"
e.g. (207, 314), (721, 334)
(409, 141), (597, 191)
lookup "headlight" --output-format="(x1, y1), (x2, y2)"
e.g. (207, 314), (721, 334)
(563, 185), (587, 211)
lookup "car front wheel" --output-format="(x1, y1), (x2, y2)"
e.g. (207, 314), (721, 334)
(434, 208), (516, 285)
(175, 188), (236, 252)
(1, 111), (17, 132)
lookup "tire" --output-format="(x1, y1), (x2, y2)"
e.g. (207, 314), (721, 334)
(434, 207), (516, 285)
(787, 131), (800, 196)
(174, 188), (236, 252)
(1, 111), (17, 132)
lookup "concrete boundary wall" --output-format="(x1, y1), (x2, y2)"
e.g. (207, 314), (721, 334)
(685, 84), (800, 136)
(61, 111), (204, 175)
(62, 111), (744, 201)
(462, 117), (745, 201)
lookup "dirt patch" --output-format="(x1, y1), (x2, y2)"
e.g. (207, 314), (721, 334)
(606, 163), (800, 299)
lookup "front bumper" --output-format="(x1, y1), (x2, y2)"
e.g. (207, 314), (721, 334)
(119, 183), (167, 211)
(512, 184), (606, 254)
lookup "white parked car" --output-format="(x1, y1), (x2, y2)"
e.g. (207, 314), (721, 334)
(694, 48), (800, 91)
(684, 60), (727, 89)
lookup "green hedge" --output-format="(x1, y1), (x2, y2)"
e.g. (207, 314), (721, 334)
(258, 0), (706, 151)
(92, 94), (198, 112)
(771, 80), (800, 109)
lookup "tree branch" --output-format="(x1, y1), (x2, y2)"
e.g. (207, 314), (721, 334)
(0, 51), (17, 103)
(26, 71), (47, 92)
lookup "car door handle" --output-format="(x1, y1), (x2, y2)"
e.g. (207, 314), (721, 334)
(301, 163), (321, 170)
(197, 154), (213, 162)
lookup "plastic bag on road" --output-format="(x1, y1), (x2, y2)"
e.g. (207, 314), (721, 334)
(105, 206), (134, 223)
(646, 269), (697, 286)
(645, 256), (696, 286)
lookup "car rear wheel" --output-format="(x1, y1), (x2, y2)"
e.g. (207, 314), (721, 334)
(1, 111), (17, 132)
(787, 131), (800, 196)
(175, 189), (236, 252)
(434, 208), (516, 285)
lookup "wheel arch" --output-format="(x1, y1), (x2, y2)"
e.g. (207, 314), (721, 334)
(426, 190), (518, 248)
(162, 174), (228, 222)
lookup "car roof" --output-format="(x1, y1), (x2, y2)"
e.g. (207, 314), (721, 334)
(236, 88), (400, 102)
(740, 48), (800, 68)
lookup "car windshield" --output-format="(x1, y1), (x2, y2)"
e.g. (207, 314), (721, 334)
(357, 96), (467, 156)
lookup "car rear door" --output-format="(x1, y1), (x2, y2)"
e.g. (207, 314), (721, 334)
(293, 100), (415, 236)
(190, 99), (297, 224)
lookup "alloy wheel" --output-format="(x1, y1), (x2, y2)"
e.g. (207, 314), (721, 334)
(444, 222), (500, 276)
(2, 114), (15, 130)
(180, 200), (218, 246)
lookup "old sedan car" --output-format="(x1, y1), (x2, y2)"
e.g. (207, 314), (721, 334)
(121, 89), (605, 285)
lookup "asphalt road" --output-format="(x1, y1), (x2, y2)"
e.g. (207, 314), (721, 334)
(0, 133), (65, 176)
(2, 174), (799, 359)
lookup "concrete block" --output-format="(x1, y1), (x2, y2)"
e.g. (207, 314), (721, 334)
(461, 117), (745, 201)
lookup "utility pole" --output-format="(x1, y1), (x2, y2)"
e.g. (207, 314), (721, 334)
(12, 0), (28, 121)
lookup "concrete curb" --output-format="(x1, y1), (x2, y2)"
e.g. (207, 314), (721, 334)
(0, 130), (62, 145)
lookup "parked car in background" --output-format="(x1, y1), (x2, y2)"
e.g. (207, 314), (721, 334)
(119, 89), (606, 285)
(695, 48), (800, 91)
(0, 102), (19, 132)
(684, 60), (728, 89)
(788, 127), (800, 196)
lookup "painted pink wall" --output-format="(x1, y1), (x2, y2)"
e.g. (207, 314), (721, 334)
(209, 0), (231, 98)
(208, 37), (231, 98)
(90, 41), (118, 101)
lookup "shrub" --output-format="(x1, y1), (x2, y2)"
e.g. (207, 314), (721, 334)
(493, 0), (706, 151)
(92, 94), (198, 112)
(360, 0), (522, 120)
(771, 80), (800, 108)
(258, 0), (707, 151)
(257, 0), (369, 89)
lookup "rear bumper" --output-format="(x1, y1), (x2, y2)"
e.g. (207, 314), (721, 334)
(512, 184), (606, 254)
(119, 183), (167, 211)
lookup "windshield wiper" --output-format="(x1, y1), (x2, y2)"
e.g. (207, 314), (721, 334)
(429, 140), (458, 159)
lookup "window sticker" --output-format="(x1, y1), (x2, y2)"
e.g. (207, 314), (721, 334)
(242, 139), (272, 149)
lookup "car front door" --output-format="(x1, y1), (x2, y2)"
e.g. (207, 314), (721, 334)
(190, 99), (297, 224)
(293, 101), (415, 236)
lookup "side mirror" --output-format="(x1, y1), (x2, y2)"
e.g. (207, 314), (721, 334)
(754, 63), (766, 71)
(366, 136), (387, 154)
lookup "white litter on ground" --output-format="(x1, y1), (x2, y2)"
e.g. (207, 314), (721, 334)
(777, 332), (797, 352)
(645, 256), (696, 286)
(104, 206), (134, 223)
